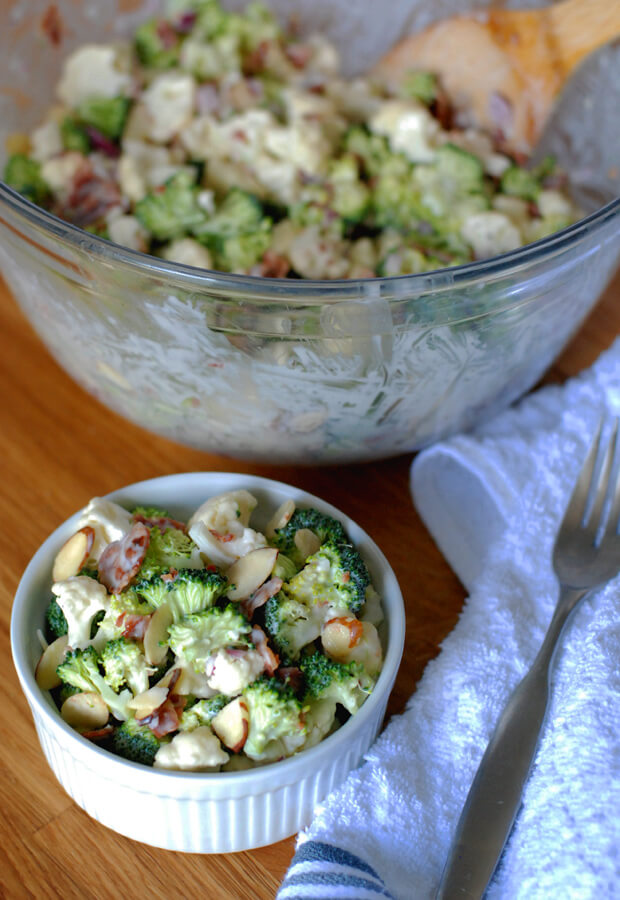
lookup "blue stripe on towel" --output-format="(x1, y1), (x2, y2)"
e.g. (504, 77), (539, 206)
(277, 840), (395, 900)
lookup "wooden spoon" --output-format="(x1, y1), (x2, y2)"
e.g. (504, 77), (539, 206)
(373, 0), (620, 155)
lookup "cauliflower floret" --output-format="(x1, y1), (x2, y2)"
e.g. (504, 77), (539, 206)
(52, 575), (109, 650)
(175, 662), (219, 699)
(159, 237), (213, 269)
(106, 214), (148, 252)
(40, 152), (85, 197)
(141, 72), (196, 143)
(75, 497), (133, 563)
(30, 120), (63, 163)
(188, 490), (267, 566)
(205, 648), (266, 696)
(56, 44), (133, 107)
(288, 225), (349, 280)
(537, 189), (574, 219)
(461, 211), (523, 259)
(153, 726), (229, 771)
(370, 99), (442, 164)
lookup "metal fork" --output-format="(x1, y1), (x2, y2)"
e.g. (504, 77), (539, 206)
(436, 418), (620, 899)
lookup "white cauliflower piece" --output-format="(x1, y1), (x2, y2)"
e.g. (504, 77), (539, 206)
(175, 662), (219, 699)
(537, 189), (574, 219)
(153, 726), (229, 771)
(188, 490), (267, 566)
(56, 44), (133, 107)
(302, 698), (337, 750)
(461, 211), (523, 259)
(107, 214), (148, 252)
(370, 99), (442, 164)
(40, 152), (85, 197)
(141, 72), (196, 143)
(360, 584), (384, 627)
(52, 575), (109, 650)
(75, 497), (133, 563)
(30, 120), (63, 163)
(205, 648), (266, 697)
(159, 237), (213, 269)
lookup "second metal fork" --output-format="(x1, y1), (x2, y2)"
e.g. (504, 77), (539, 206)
(436, 419), (620, 899)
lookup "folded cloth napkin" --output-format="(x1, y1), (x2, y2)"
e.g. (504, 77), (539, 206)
(278, 336), (620, 900)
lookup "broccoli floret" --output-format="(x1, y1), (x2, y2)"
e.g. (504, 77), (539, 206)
(399, 70), (438, 106)
(193, 189), (272, 272)
(134, 18), (181, 69)
(60, 116), (90, 153)
(270, 507), (348, 567)
(168, 604), (252, 671)
(287, 540), (369, 616)
(263, 591), (321, 662)
(109, 590), (154, 617)
(135, 171), (207, 242)
(500, 165), (541, 202)
(112, 716), (162, 766)
(138, 525), (202, 579)
(45, 597), (68, 640)
(136, 568), (228, 622)
(327, 154), (370, 224)
(3, 153), (51, 205)
(130, 505), (172, 519)
(300, 651), (374, 715)
(76, 96), (131, 140)
(242, 676), (306, 760)
(178, 694), (228, 731)
(101, 637), (152, 695)
(56, 646), (132, 721)
(343, 126), (393, 178)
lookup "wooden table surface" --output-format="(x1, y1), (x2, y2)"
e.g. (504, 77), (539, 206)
(1, 266), (618, 900)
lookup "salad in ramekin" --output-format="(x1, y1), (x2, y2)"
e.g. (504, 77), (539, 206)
(35, 486), (385, 771)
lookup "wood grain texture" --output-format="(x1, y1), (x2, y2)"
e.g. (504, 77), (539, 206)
(1, 266), (618, 899)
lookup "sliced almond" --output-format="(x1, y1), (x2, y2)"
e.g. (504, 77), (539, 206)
(143, 602), (173, 666)
(211, 696), (250, 753)
(265, 499), (295, 538)
(61, 691), (109, 732)
(35, 634), (69, 690)
(226, 547), (278, 602)
(127, 685), (168, 719)
(52, 527), (95, 582)
(294, 528), (321, 559)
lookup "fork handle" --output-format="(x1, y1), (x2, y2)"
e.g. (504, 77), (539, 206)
(435, 586), (585, 899)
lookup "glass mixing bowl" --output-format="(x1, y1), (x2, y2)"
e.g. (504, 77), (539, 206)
(1, 0), (619, 464)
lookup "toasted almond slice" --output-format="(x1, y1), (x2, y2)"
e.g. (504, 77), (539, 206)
(143, 602), (173, 666)
(61, 691), (109, 732)
(52, 527), (95, 582)
(127, 685), (168, 719)
(294, 528), (321, 559)
(35, 634), (69, 690)
(212, 696), (250, 753)
(265, 499), (295, 538)
(226, 547), (278, 602)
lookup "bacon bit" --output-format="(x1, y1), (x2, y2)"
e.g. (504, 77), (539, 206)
(260, 250), (290, 279)
(207, 362), (224, 368)
(326, 616), (364, 648)
(138, 699), (180, 738)
(242, 576), (283, 618)
(156, 19), (178, 49)
(55, 160), (122, 228)
(133, 513), (188, 533)
(98, 522), (150, 594)
(81, 724), (114, 741)
(528, 201), (540, 218)
(206, 564), (218, 572)
(342, 571), (351, 584)
(41, 4), (63, 45)
(209, 529), (235, 543)
(251, 624), (279, 675)
(116, 612), (153, 640)
(277, 666), (302, 692)
(243, 40), (270, 75)
(161, 568), (179, 583)
(285, 42), (313, 69)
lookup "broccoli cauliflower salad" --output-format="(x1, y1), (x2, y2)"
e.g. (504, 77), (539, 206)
(4, 0), (580, 278)
(34, 490), (385, 770)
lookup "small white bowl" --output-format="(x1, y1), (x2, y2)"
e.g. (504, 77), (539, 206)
(11, 472), (405, 853)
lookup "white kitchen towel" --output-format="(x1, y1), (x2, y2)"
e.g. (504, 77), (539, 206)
(278, 336), (620, 900)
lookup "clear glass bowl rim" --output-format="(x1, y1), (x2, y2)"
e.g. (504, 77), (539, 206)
(1, 180), (618, 303)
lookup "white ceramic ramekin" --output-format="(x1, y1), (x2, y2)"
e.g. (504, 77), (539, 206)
(11, 472), (405, 853)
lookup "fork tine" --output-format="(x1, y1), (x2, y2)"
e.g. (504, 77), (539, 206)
(562, 419), (604, 531)
(601, 419), (620, 541)
(586, 418), (618, 536)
